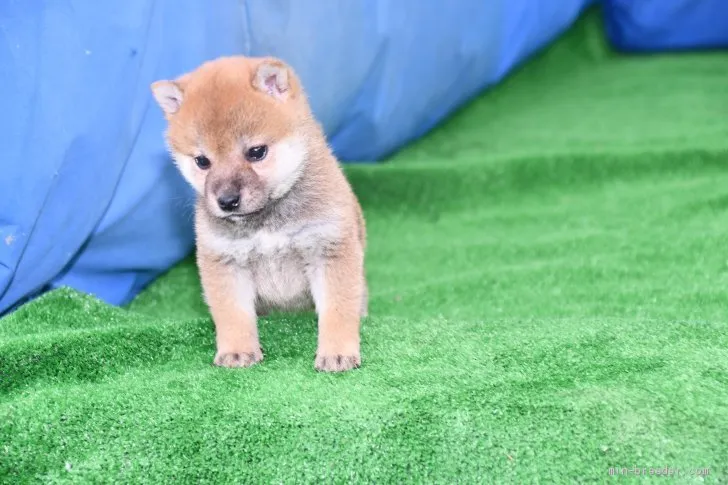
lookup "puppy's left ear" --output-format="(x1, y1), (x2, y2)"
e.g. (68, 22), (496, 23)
(253, 59), (293, 101)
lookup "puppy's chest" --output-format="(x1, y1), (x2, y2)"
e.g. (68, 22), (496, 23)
(207, 223), (339, 307)
(244, 232), (309, 307)
(220, 224), (336, 265)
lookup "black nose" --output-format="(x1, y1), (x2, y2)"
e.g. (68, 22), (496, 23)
(217, 192), (240, 212)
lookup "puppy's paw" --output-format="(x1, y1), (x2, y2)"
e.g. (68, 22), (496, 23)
(314, 352), (361, 373)
(214, 349), (263, 368)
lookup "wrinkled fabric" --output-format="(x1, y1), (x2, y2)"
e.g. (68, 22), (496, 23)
(0, 0), (591, 314)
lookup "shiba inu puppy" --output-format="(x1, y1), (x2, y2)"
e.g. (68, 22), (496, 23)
(151, 56), (367, 372)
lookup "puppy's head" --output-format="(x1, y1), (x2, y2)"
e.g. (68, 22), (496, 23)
(151, 56), (312, 219)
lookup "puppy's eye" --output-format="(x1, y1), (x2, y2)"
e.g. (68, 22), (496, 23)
(194, 155), (211, 170)
(245, 145), (268, 162)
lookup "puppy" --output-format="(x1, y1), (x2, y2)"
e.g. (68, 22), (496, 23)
(150, 56), (367, 372)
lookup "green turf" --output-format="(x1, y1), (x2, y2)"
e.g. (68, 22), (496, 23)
(3, 9), (728, 483)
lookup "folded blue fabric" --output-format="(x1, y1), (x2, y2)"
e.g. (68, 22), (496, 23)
(603, 0), (728, 52)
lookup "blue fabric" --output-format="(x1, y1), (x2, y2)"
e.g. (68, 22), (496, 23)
(603, 0), (728, 52)
(243, 0), (594, 161)
(0, 0), (244, 314)
(0, 0), (592, 314)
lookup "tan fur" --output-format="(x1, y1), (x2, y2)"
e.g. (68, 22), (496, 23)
(151, 56), (367, 372)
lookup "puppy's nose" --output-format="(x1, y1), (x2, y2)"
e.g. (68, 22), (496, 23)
(217, 192), (241, 212)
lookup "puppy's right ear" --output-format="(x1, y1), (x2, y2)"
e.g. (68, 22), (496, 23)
(151, 80), (184, 116)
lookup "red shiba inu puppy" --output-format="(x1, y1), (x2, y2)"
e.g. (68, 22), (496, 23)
(151, 56), (367, 372)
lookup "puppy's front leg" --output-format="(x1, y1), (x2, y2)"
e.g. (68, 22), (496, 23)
(309, 249), (364, 372)
(198, 252), (263, 368)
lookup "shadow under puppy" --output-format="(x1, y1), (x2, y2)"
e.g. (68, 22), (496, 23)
(151, 56), (367, 372)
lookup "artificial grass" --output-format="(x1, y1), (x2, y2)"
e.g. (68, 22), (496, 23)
(3, 9), (728, 483)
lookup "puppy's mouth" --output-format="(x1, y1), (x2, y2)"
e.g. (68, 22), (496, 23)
(216, 203), (268, 222)
(222, 208), (264, 220)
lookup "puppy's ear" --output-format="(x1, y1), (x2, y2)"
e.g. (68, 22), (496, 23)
(253, 59), (292, 101)
(150, 77), (187, 116)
